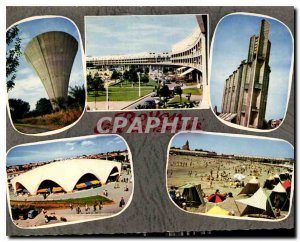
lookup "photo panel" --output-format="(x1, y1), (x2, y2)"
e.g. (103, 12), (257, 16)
(6, 16), (86, 135)
(85, 14), (210, 111)
(209, 13), (293, 131)
(167, 131), (293, 221)
(6, 135), (133, 228)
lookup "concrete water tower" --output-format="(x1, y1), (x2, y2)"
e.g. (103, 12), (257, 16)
(24, 31), (78, 110)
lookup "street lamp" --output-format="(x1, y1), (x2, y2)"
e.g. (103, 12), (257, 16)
(137, 72), (141, 97)
(105, 81), (109, 110)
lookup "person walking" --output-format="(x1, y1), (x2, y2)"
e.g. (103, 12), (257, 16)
(99, 201), (103, 211)
(119, 197), (125, 208)
(93, 201), (97, 213)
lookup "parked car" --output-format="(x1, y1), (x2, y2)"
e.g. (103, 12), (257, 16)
(143, 100), (156, 109)
(28, 210), (39, 219)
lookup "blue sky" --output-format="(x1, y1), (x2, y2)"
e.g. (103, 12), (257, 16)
(85, 15), (198, 56)
(7, 135), (127, 166)
(210, 14), (293, 120)
(7, 17), (85, 110)
(171, 133), (294, 159)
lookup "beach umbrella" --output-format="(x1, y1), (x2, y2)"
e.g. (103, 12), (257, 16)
(233, 174), (245, 181)
(207, 193), (226, 203)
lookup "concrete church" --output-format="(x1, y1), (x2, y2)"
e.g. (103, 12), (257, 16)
(219, 19), (271, 129)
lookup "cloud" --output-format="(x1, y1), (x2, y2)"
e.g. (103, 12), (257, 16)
(85, 15), (197, 56)
(8, 73), (47, 110)
(81, 140), (96, 146)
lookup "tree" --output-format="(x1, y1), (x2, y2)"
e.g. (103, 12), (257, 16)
(69, 85), (85, 107)
(90, 73), (104, 106)
(93, 73), (104, 91)
(123, 70), (130, 80)
(9, 98), (30, 120)
(52, 97), (67, 111)
(35, 98), (53, 115)
(159, 84), (171, 99)
(136, 67), (144, 74)
(111, 70), (120, 80)
(163, 67), (168, 74)
(127, 67), (138, 84)
(87, 74), (94, 92)
(174, 86), (183, 103)
(6, 26), (22, 92)
(144, 67), (149, 74)
(130, 71), (139, 84)
(141, 74), (149, 85)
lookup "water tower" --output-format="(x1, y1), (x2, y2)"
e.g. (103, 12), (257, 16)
(24, 31), (78, 110)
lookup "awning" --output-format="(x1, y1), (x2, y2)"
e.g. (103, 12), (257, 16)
(179, 67), (194, 77)
(37, 188), (48, 193)
(76, 183), (86, 189)
(109, 172), (119, 177)
(177, 66), (187, 71)
(91, 180), (101, 185)
(53, 187), (63, 193)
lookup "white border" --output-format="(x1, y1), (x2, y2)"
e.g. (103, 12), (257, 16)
(208, 12), (294, 133)
(6, 15), (87, 137)
(6, 134), (135, 229)
(165, 130), (295, 222)
(84, 14), (210, 112)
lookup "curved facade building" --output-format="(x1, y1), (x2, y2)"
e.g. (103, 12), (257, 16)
(24, 31), (78, 109)
(11, 159), (121, 195)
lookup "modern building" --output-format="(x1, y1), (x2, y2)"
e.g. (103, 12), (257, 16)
(11, 159), (121, 195)
(24, 31), (78, 110)
(219, 19), (271, 128)
(86, 15), (208, 105)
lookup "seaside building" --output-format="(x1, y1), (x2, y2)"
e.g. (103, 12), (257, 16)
(86, 15), (208, 107)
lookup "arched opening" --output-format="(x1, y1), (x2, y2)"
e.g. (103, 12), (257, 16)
(37, 180), (65, 194)
(73, 173), (101, 191)
(15, 182), (30, 195)
(107, 167), (120, 183)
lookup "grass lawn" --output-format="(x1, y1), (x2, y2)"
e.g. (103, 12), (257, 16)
(56, 195), (111, 204)
(108, 87), (154, 101)
(87, 91), (106, 102)
(87, 86), (155, 102)
(11, 195), (112, 209)
(182, 88), (202, 96)
(87, 78), (157, 102)
(167, 96), (189, 106)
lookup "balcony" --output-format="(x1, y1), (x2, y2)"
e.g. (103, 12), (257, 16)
(241, 105), (247, 113)
(254, 83), (262, 90)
